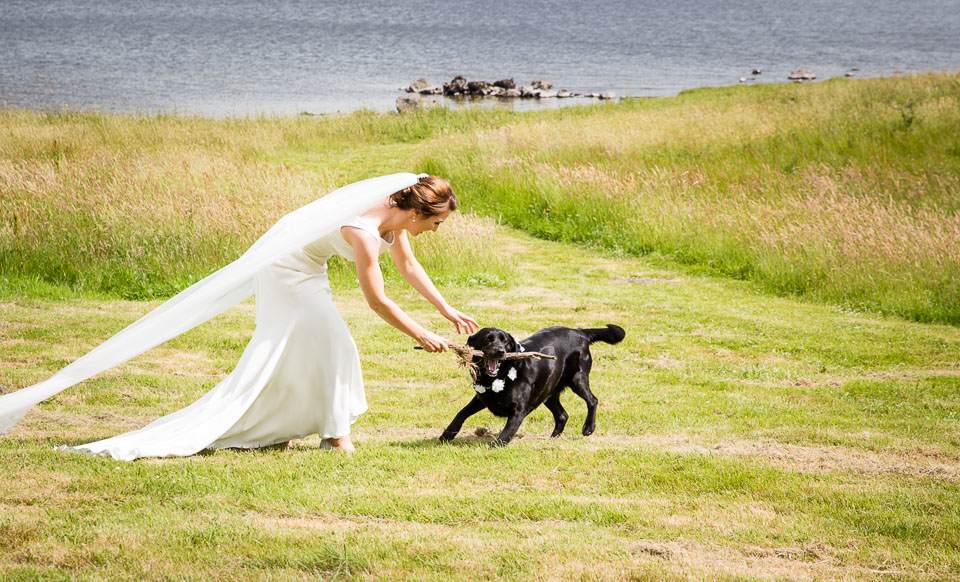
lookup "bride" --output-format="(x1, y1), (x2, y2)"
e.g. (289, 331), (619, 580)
(0, 172), (477, 459)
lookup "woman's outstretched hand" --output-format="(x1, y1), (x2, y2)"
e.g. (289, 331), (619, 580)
(441, 307), (479, 335)
(417, 331), (450, 353)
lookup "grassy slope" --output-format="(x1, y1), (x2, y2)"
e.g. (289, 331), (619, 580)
(0, 106), (516, 299)
(1, 75), (959, 580)
(420, 73), (960, 324)
(2, 228), (959, 581)
(3, 73), (960, 322)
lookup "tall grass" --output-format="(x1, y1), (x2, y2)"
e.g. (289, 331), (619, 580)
(2, 73), (959, 322)
(0, 108), (514, 298)
(326, 211), (515, 289)
(420, 73), (960, 324)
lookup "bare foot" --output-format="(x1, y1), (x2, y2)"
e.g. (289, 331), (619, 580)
(323, 436), (355, 452)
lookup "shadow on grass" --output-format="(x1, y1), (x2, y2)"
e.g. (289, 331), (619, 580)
(34, 429), (515, 458)
(393, 427), (509, 449)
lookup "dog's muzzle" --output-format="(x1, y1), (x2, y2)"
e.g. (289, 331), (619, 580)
(480, 357), (501, 377)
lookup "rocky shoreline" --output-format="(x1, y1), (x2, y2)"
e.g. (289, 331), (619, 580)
(396, 69), (859, 113)
(397, 76), (616, 112)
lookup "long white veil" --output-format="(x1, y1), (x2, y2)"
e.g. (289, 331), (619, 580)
(0, 172), (420, 434)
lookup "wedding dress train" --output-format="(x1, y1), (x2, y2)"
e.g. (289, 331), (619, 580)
(64, 216), (394, 460)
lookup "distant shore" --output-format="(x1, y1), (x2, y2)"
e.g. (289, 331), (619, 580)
(4, 68), (957, 119)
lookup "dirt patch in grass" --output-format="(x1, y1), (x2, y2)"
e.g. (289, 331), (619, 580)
(119, 347), (225, 377)
(866, 369), (960, 380)
(358, 427), (960, 481)
(10, 407), (156, 441)
(248, 511), (910, 581)
(621, 432), (960, 481)
(643, 355), (686, 370)
(636, 539), (866, 582)
(617, 277), (683, 285)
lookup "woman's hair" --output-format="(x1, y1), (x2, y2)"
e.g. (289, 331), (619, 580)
(388, 175), (458, 217)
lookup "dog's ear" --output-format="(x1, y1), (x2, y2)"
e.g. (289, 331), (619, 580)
(508, 333), (520, 353)
(467, 330), (480, 347)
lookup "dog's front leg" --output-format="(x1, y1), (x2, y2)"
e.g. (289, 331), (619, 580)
(439, 396), (487, 442)
(495, 412), (528, 446)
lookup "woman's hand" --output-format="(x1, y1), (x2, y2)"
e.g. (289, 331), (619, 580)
(441, 306), (479, 335)
(417, 331), (450, 353)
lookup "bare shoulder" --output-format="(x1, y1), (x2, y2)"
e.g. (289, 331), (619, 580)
(340, 225), (381, 256)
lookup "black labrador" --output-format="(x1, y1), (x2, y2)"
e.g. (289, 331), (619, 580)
(440, 324), (625, 446)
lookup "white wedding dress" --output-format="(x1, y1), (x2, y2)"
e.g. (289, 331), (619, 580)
(0, 172), (421, 459)
(64, 215), (395, 460)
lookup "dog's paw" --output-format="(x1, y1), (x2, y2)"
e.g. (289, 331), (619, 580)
(438, 432), (456, 442)
(582, 424), (595, 437)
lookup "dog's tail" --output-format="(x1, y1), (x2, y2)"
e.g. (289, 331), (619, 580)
(580, 324), (625, 345)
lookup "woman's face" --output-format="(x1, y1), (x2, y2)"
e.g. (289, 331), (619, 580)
(409, 208), (452, 237)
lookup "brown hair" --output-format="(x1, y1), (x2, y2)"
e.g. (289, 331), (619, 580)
(388, 175), (458, 217)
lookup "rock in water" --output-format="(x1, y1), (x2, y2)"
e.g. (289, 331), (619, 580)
(787, 69), (816, 81)
(406, 77), (429, 93)
(396, 94), (436, 113)
(443, 75), (468, 95)
(493, 78), (516, 89)
(466, 80), (491, 94)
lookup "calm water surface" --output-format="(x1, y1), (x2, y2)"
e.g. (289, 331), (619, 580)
(1, 0), (958, 116)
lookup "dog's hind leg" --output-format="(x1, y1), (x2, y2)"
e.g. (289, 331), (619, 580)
(568, 371), (598, 436)
(439, 396), (487, 442)
(543, 394), (569, 437)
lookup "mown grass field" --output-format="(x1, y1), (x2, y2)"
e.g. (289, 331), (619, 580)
(1, 74), (959, 580)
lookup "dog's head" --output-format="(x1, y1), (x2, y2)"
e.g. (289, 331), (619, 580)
(467, 327), (520, 377)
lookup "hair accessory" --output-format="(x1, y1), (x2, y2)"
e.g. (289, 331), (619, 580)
(417, 173), (429, 180)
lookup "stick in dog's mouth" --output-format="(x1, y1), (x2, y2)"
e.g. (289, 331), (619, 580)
(413, 342), (555, 366)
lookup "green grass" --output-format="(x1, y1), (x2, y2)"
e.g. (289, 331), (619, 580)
(3, 73), (960, 321)
(0, 105), (516, 299)
(2, 74), (960, 579)
(2, 228), (960, 580)
(420, 73), (960, 324)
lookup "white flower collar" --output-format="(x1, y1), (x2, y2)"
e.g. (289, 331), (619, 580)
(474, 365), (518, 394)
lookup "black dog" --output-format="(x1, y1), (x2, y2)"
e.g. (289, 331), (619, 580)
(439, 324), (625, 446)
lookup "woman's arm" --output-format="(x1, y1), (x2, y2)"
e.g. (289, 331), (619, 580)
(389, 230), (478, 335)
(342, 227), (449, 352)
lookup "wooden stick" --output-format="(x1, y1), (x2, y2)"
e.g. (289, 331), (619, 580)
(416, 342), (556, 361)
